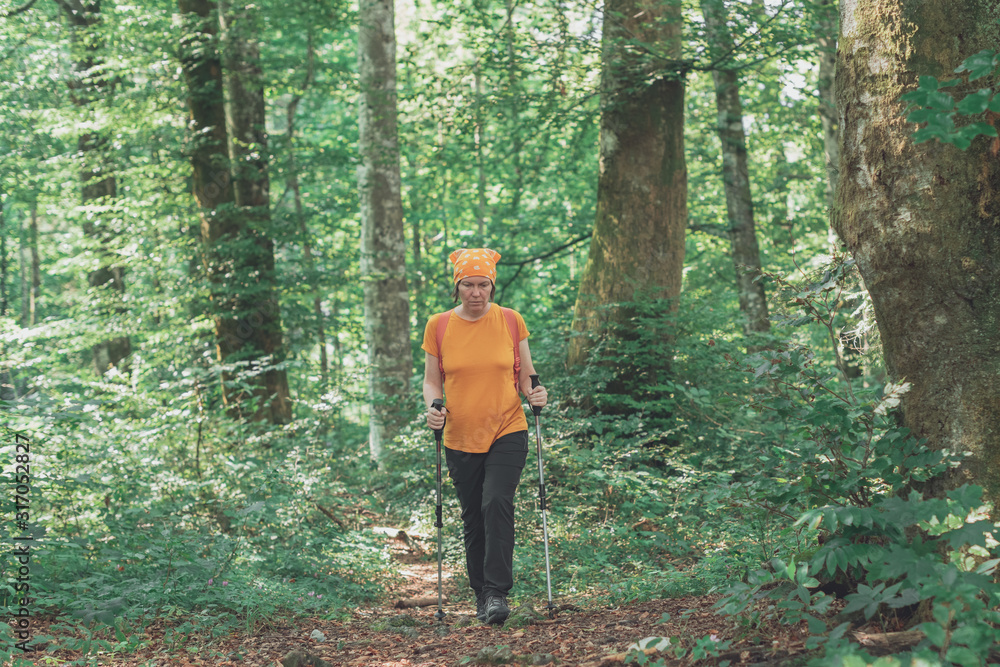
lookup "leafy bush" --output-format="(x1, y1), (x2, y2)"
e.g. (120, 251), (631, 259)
(712, 259), (1000, 665)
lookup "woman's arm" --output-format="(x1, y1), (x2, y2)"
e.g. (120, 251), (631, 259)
(423, 351), (447, 428)
(518, 339), (548, 408)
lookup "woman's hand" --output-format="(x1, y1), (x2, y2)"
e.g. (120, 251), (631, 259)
(427, 404), (448, 430)
(526, 384), (547, 408)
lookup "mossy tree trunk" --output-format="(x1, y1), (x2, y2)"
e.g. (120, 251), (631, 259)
(567, 0), (687, 368)
(835, 0), (1000, 503)
(359, 0), (412, 463)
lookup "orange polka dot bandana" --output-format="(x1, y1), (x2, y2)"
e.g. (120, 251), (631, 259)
(449, 248), (500, 284)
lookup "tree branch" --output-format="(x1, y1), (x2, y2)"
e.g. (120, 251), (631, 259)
(496, 232), (592, 302)
(504, 231), (593, 268)
(688, 223), (730, 239)
(2, 0), (40, 18)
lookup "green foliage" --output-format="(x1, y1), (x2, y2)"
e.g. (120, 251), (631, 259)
(902, 50), (1000, 149)
(4, 1), (995, 664)
(710, 260), (1000, 666)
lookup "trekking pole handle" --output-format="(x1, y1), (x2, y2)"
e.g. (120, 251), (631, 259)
(431, 399), (445, 439)
(529, 374), (543, 416)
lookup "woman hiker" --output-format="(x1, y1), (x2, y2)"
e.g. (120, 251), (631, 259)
(421, 247), (548, 625)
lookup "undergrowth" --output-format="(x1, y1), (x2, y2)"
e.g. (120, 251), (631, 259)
(5, 258), (1000, 666)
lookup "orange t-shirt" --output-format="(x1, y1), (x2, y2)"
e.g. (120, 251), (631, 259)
(421, 305), (530, 453)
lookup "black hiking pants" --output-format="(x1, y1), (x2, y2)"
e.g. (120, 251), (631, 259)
(446, 430), (529, 601)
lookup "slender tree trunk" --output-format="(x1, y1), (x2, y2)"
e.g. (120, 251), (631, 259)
(19, 210), (29, 328)
(568, 0), (687, 367)
(0, 196), (12, 403)
(286, 30), (328, 386)
(504, 0), (523, 240)
(834, 0), (1000, 503)
(474, 66), (488, 240)
(59, 0), (131, 375)
(817, 0), (861, 378)
(28, 206), (39, 328)
(0, 195), (7, 320)
(816, 0), (840, 216)
(700, 0), (769, 335)
(178, 0), (291, 424)
(358, 0), (412, 463)
(403, 149), (425, 326)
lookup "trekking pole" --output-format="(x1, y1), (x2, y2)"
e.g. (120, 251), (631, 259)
(529, 374), (556, 619)
(431, 399), (446, 624)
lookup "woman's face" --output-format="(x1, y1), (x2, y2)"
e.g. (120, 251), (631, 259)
(457, 276), (493, 312)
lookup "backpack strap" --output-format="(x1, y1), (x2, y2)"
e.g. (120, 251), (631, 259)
(435, 309), (454, 380)
(500, 307), (521, 391)
(435, 306), (521, 390)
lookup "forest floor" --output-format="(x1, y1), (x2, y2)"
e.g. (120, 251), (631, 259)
(19, 531), (899, 667)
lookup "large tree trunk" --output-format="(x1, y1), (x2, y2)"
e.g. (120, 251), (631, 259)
(177, 0), (290, 424)
(217, 0), (291, 424)
(358, 0), (412, 463)
(59, 0), (132, 375)
(700, 0), (769, 335)
(834, 0), (1000, 503)
(567, 0), (687, 367)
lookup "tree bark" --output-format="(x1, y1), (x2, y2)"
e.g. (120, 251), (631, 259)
(60, 0), (132, 375)
(474, 65), (488, 240)
(834, 0), (1000, 503)
(217, 0), (291, 424)
(285, 31), (328, 386)
(816, 0), (839, 215)
(700, 0), (769, 335)
(0, 196), (12, 403)
(567, 0), (687, 367)
(503, 0), (523, 242)
(358, 0), (412, 463)
(177, 0), (291, 424)
(28, 206), (39, 328)
(0, 195), (7, 319)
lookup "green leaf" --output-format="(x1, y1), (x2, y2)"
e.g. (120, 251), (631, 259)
(976, 558), (1000, 575)
(945, 646), (984, 667)
(944, 520), (994, 549)
(825, 550), (838, 576)
(956, 49), (1000, 81)
(956, 89), (993, 115)
(926, 89), (956, 111)
(932, 603), (952, 625)
(835, 548), (849, 573)
(806, 615), (827, 634)
(921, 622), (947, 648)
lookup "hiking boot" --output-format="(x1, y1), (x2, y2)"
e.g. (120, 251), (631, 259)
(484, 595), (510, 625)
(476, 596), (488, 622)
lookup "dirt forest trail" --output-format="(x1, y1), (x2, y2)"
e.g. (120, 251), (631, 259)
(46, 529), (824, 667)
